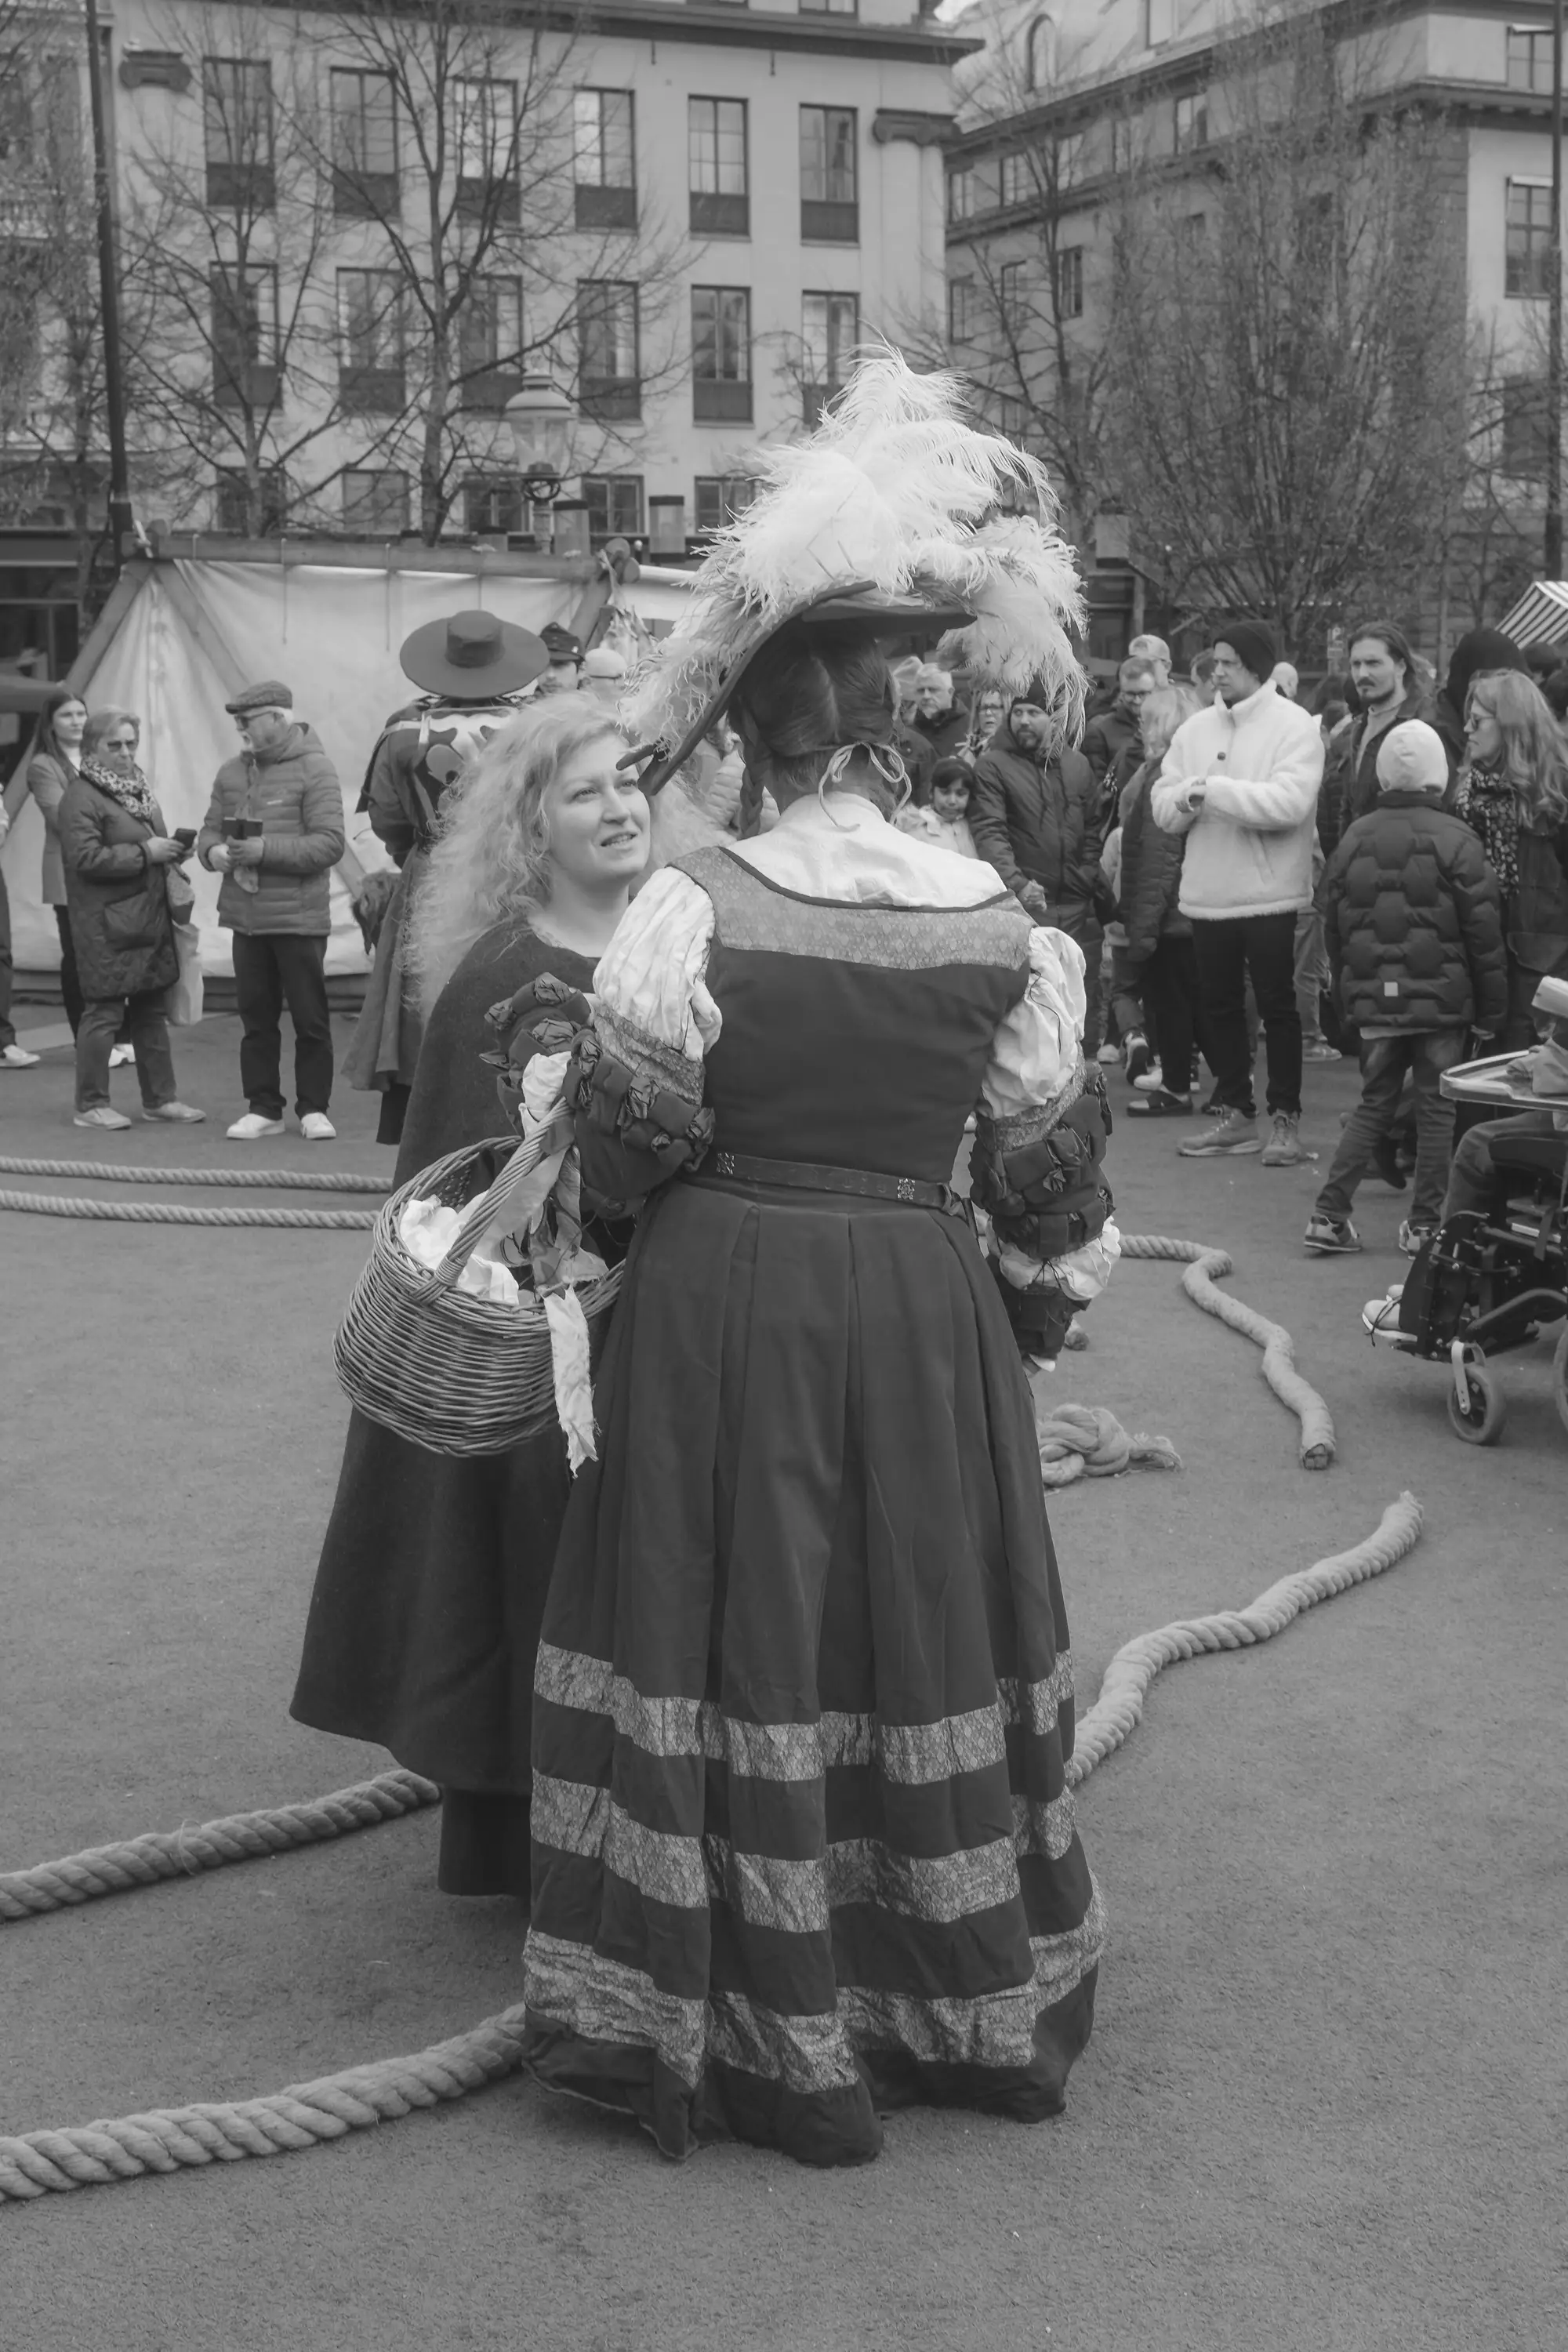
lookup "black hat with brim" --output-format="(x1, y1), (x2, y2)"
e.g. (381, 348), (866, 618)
(624, 583), (975, 797)
(399, 608), (550, 699)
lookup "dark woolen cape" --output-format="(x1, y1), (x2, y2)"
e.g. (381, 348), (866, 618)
(291, 921), (601, 1900)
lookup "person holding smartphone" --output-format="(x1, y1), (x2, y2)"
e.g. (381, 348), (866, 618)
(56, 708), (205, 1130)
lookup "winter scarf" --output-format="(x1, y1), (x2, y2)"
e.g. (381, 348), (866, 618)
(81, 753), (158, 825)
(1456, 764), (1521, 897)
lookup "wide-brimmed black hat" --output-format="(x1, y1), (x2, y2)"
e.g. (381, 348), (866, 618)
(626, 583), (974, 797)
(399, 609), (549, 700)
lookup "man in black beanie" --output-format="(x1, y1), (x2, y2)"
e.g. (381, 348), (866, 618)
(1150, 622), (1325, 1162)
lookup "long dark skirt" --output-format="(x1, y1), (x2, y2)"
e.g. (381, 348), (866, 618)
(521, 1178), (1103, 2165)
(291, 1408), (572, 1896)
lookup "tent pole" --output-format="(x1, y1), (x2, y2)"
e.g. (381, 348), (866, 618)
(83, 0), (133, 581)
(1549, 0), (1564, 579)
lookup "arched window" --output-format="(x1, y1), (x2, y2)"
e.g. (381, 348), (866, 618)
(1025, 14), (1054, 93)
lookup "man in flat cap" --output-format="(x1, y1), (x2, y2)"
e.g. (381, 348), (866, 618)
(198, 679), (346, 1141)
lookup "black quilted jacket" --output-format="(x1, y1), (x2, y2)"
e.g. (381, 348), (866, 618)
(1319, 790), (1508, 1033)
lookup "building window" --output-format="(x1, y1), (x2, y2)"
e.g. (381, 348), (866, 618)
(800, 0), (857, 13)
(694, 475), (757, 533)
(452, 78), (518, 222)
(1055, 130), (1085, 189)
(210, 263), (278, 408)
(1025, 15), (1054, 90)
(463, 477), (524, 535)
(1179, 209), (1207, 249)
(1000, 396), (1029, 442)
(689, 97), (748, 236)
(1055, 245), (1083, 317)
(337, 268), (405, 412)
(583, 474), (644, 537)
(1501, 378), (1552, 477)
(801, 290), (857, 425)
(948, 276), (975, 343)
(574, 89), (636, 229)
(1507, 180), (1554, 296)
(692, 286), (752, 423)
(458, 277), (523, 409)
(1112, 114), (1135, 175)
(342, 467), (407, 535)
(999, 151), (1031, 209)
(948, 166), (976, 223)
(578, 279), (640, 419)
(800, 105), (858, 242)
(1144, 0), (1174, 46)
(1000, 260), (1027, 328)
(330, 69), (397, 218)
(1174, 93), (1209, 153)
(1507, 27), (1558, 92)
(214, 465), (287, 535)
(202, 58), (274, 209)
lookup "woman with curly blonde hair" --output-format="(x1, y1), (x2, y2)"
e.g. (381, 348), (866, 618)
(1458, 670), (1568, 1044)
(292, 698), (649, 1903)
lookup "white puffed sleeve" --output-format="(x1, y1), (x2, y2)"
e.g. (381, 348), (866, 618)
(982, 925), (1086, 1117)
(592, 863), (721, 1071)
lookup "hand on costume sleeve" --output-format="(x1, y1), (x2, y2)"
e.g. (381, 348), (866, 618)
(481, 972), (596, 1134)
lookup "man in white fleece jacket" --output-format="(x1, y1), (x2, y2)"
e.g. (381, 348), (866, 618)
(1151, 620), (1325, 1162)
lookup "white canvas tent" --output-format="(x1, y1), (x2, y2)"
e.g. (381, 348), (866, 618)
(1, 543), (691, 978)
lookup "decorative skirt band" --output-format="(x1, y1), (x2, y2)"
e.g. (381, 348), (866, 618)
(686, 1149), (957, 1212)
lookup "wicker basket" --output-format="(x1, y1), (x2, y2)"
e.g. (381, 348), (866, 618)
(334, 1127), (622, 1457)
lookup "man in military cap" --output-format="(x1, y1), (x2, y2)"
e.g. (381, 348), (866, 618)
(535, 621), (583, 698)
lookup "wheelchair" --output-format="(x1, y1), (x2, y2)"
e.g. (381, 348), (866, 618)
(1363, 1056), (1568, 1446)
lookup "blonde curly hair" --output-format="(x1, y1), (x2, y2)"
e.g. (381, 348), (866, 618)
(407, 699), (630, 1011)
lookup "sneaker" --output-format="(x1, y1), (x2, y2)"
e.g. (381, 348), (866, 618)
(108, 1044), (136, 1068)
(73, 1105), (132, 1130)
(1362, 1285), (1414, 1347)
(1123, 1032), (1152, 1083)
(227, 1112), (286, 1140)
(1178, 1106), (1261, 1156)
(1126, 1086), (1193, 1116)
(1304, 1211), (1363, 1254)
(1398, 1219), (1436, 1258)
(1261, 1112), (1307, 1167)
(142, 1102), (205, 1123)
(1132, 1063), (1166, 1093)
(299, 1111), (336, 1142)
(1094, 1041), (1122, 1065)
(1302, 1040), (1344, 1062)
(1, 1043), (42, 1068)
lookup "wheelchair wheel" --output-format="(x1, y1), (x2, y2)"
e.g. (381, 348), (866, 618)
(1448, 1351), (1508, 1446)
(1552, 1327), (1568, 1441)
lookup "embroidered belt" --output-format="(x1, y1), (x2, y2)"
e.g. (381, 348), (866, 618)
(689, 1149), (956, 1210)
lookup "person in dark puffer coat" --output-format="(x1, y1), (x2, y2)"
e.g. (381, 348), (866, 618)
(1304, 720), (1508, 1257)
(970, 683), (1107, 1052)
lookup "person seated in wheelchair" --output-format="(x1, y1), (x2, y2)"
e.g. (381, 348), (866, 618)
(1441, 974), (1568, 1224)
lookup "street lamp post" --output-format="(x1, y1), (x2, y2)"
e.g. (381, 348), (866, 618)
(83, 0), (133, 580)
(504, 375), (574, 538)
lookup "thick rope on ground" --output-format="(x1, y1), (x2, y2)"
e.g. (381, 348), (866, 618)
(0, 1156), (387, 1193)
(1064, 1490), (1422, 1787)
(0, 1770), (437, 1922)
(1036, 1403), (1181, 1487)
(0, 1498), (1421, 2200)
(0, 1189), (376, 1229)
(1120, 1232), (1336, 1468)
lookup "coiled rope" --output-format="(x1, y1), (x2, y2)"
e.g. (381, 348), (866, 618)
(0, 1494), (1422, 2201)
(1036, 1403), (1181, 1486)
(1120, 1233), (1336, 1468)
(0, 1191), (377, 1229)
(0, 1156), (387, 1192)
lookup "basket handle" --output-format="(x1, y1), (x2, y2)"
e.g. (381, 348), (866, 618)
(418, 1112), (572, 1298)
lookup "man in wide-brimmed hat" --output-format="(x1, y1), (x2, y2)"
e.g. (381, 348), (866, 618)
(345, 609), (547, 1144)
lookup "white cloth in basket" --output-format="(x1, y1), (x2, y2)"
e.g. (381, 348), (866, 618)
(397, 1197), (521, 1305)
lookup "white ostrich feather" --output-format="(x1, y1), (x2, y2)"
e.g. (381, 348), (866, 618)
(623, 344), (1085, 753)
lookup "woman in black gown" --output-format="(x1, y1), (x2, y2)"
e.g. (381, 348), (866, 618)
(292, 699), (649, 1898)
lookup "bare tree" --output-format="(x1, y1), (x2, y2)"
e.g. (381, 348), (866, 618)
(1102, 5), (1472, 654)
(292, 0), (691, 543)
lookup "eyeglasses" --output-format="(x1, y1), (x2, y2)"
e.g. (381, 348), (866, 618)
(104, 735), (136, 750)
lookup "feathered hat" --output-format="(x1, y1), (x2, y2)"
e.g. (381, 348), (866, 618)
(622, 345), (1087, 793)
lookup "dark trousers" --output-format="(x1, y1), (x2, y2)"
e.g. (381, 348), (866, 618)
(53, 906), (85, 1036)
(1315, 1029), (1465, 1229)
(76, 990), (178, 1110)
(1192, 910), (1301, 1117)
(1142, 932), (1205, 1095)
(1443, 1109), (1563, 1221)
(232, 931), (332, 1118)
(0, 865), (13, 1048)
